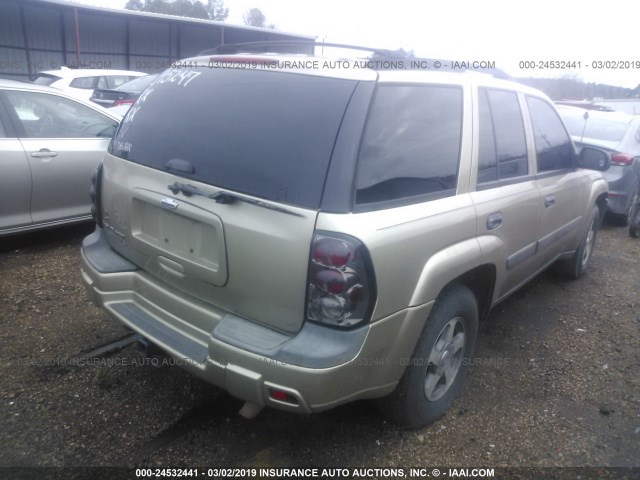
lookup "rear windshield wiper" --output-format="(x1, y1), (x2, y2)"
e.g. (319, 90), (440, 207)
(167, 182), (304, 217)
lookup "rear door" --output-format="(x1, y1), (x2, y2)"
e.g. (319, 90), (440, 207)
(2, 89), (118, 224)
(470, 87), (542, 300)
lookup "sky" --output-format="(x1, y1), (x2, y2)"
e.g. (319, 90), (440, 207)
(73, 0), (639, 89)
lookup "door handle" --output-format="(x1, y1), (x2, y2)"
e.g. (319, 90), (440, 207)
(545, 195), (555, 208)
(486, 212), (503, 230)
(31, 148), (58, 158)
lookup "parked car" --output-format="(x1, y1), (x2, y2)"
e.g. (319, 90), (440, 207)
(557, 105), (640, 225)
(595, 99), (640, 116)
(32, 67), (146, 103)
(0, 80), (121, 236)
(90, 74), (158, 108)
(81, 48), (609, 428)
(555, 100), (615, 112)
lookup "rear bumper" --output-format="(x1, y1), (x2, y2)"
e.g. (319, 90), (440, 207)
(603, 167), (638, 215)
(81, 228), (431, 413)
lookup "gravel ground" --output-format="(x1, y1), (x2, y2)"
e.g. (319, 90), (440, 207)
(0, 221), (638, 477)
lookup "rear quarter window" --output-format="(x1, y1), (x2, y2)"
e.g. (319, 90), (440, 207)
(355, 84), (463, 207)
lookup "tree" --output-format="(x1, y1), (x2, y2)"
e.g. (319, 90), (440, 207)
(207, 0), (228, 21)
(125, 0), (227, 21)
(165, 0), (207, 19)
(125, 0), (143, 10)
(243, 8), (266, 28)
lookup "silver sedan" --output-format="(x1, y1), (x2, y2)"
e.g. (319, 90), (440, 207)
(0, 80), (121, 236)
(558, 105), (640, 225)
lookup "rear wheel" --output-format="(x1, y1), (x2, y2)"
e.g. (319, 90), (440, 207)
(555, 206), (599, 279)
(376, 284), (478, 428)
(615, 186), (639, 227)
(629, 200), (640, 238)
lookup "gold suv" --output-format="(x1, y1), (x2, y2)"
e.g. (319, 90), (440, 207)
(81, 46), (609, 428)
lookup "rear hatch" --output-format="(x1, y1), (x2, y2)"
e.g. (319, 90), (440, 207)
(102, 63), (364, 333)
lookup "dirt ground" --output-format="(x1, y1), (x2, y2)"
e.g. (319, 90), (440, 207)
(0, 221), (638, 477)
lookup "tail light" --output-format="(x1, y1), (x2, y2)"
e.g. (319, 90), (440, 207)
(306, 232), (376, 329)
(89, 162), (103, 228)
(113, 98), (134, 107)
(611, 153), (635, 166)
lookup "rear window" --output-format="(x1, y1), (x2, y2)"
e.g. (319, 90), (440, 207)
(70, 76), (99, 89)
(110, 67), (358, 209)
(115, 74), (157, 93)
(560, 110), (631, 143)
(32, 74), (60, 86)
(106, 75), (138, 89)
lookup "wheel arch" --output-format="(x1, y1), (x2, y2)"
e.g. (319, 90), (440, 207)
(442, 264), (496, 323)
(408, 238), (496, 323)
(596, 192), (608, 224)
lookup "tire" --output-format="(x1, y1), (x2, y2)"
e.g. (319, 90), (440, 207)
(375, 284), (478, 429)
(629, 201), (640, 238)
(614, 186), (639, 227)
(555, 206), (599, 279)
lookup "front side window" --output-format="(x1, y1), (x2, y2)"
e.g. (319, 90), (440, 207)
(527, 96), (575, 172)
(477, 88), (528, 184)
(4, 90), (118, 138)
(355, 84), (463, 205)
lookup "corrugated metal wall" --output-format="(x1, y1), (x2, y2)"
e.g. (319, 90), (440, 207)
(0, 0), (312, 81)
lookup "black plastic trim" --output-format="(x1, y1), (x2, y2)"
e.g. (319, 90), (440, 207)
(320, 80), (376, 214)
(213, 314), (368, 369)
(82, 227), (137, 274)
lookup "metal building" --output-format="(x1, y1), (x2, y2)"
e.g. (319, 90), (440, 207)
(0, 0), (314, 80)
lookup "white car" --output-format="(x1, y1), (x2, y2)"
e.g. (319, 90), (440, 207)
(32, 67), (146, 103)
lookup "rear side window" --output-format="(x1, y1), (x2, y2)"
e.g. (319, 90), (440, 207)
(110, 68), (358, 209)
(4, 90), (118, 138)
(355, 84), (462, 206)
(477, 89), (528, 184)
(527, 96), (575, 172)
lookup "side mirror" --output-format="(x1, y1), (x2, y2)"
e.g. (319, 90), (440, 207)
(578, 147), (610, 171)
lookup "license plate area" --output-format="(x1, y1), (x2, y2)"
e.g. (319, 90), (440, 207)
(130, 195), (227, 287)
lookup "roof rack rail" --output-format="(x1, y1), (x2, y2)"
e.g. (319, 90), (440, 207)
(196, 40), (510, 79)
(198, 40), (403, 57)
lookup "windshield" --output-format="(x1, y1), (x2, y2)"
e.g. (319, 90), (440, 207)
(110, 67), (358, 209)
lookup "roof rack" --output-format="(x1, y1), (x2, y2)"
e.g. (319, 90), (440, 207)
(197, 41), (510, 79)
(199, 41), (397, 57)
